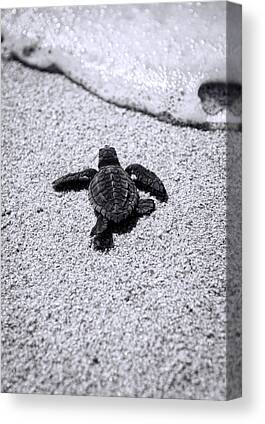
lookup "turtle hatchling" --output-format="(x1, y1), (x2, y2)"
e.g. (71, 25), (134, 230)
(53, 146), (168, 250)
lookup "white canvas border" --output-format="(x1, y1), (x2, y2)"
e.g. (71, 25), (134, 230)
(1, 0), (264, 423)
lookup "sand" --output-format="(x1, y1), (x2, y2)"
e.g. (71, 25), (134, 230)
(1, 59), (240, 399)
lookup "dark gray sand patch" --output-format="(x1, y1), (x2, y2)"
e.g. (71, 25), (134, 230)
(1, 60), (235, 398)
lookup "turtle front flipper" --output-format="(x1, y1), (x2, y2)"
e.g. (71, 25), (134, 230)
(52, 168), (97, 192)
(125, 164), (168, 202)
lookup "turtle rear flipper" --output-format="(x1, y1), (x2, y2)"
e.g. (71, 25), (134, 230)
(90, 215), (108, 236)
(125, 164), (168, 202)
(93, 229), (114, 251)
(91, 215), (113, 251)
(53, 168), (97, 192)
(136, 199), (155, 216)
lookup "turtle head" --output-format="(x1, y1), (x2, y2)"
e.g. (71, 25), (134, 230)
(98, 146), (120, 168)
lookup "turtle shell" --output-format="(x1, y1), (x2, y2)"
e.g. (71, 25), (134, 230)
(88, 165), (139, 223)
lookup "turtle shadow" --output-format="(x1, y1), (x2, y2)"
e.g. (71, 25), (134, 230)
(110, 214), (139, 235)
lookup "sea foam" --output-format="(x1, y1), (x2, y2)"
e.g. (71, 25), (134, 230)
(1, 2), (241, 129)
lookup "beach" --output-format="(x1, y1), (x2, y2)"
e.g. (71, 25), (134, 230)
(1, 58), (241, 399)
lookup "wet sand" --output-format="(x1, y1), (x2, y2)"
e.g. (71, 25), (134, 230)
(1, 59), (239, 399)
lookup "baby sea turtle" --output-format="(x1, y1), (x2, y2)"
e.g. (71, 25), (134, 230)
(53, 146), (168, 250)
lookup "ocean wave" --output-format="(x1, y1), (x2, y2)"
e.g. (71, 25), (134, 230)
(1, 2), (241, 130)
